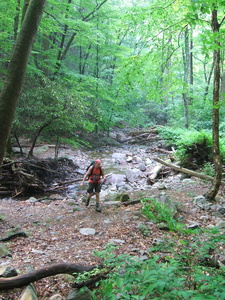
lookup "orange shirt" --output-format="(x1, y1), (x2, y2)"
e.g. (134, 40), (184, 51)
(89, 167), (101, 183)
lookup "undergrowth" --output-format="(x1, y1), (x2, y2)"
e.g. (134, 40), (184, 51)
(74, 228), (225, 300)
(157, 126), (225, 167)
(73, 200), (225, 300)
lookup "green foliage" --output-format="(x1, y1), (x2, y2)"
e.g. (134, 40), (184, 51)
(175, 130), (212, 166)
(201, 162), (215, 177)
(141, 198), (183, 231)
(84, 229), (225, 299)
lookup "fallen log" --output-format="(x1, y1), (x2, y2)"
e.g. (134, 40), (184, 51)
(123, 199), (141, 206)
(153, 157), (225, 186)
(149, 159), (171, 181)
(0, 262), (98, 290)
(0, 231), (28, 242)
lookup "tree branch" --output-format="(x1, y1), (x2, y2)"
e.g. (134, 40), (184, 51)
(0, 262), (98, 290)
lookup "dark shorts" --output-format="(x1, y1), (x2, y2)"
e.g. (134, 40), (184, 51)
(87, 182), (101, 194)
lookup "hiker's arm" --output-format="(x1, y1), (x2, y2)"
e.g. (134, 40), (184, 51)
(80, 168), (91, 186)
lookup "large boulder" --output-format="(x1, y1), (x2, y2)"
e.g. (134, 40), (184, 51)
(126, 168), (142, 183)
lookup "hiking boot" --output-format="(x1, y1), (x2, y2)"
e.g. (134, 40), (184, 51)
(86, 198), (90, 207)
(96, 203), (102, 212)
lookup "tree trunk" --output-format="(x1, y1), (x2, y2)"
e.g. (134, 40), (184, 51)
(182, 26), (190, 128)
(0, 0), (46, 165)
(204, 8), (223, 201)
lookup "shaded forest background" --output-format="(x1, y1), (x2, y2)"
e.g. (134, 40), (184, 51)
(1, 0), (225, 146)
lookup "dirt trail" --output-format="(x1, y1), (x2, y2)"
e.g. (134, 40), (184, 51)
(0, 177), (212, 299)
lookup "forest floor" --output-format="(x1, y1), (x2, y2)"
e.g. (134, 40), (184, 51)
(0, 177), (221, 299)
(0, 130), (224, 299)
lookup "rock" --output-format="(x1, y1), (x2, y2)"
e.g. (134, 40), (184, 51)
(134, 156), (143, 164)
(193, 195), (211, 210)
(49, 294), (63, 300)
(19, 284), (38, 300)
(26, 197), (38, 203)
(138, 163), (146, 172)
(156, 193), (177, 217)
(0, 265), (18, 277)
(145, 158), (152, 165)
(126, 168), (142, 183)
(0, 243), (12, 258)
(115, 193), (130, 202)
(152, 238), (164, 245)
(187, 223), (200, 229)
(67, 287), (92, 300)
(108, 239), (125, 244)
(49, 194), (64, 200)
(157, 222), (170, 230)
(99, 137), (121, 146)
(106, 174), (126, 185)
(112, 153), (126, 160)
(218, 207), (225, 215)
(79, 228), (96, 235)
(216, 220), (225, 229)
(126, 156), (133, 162)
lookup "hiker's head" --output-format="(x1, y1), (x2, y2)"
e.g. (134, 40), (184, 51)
(95, 159), (101, 167)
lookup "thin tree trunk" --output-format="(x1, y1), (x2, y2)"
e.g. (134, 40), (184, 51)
(205, 8), (223, 200)
(0, 0), (46, 164)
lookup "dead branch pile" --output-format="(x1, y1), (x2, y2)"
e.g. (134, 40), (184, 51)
(126, 128), (159, 144)
(0, 157), (79, 197)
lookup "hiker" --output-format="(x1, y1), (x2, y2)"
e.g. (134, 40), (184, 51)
(80, 159), (105, 212)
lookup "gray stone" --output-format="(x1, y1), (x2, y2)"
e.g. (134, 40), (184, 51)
(106, 174), (126, 185)
(26, 197), (38, 203)
(19, 284), (38, 300)
(139, 163), (146, 172)
(187, 223), (200, 229)
(157, 222), (170, 230)
(108, 239), (125, 244)
(216, 220), (225, 229)
(79, 228), (96, 235)
(0, 265), (17, 277)
(67, 287), (92, 300)
(156, 193), (177, 217)
(49, 294), (63, 300)
(0, 243), (12, 258)
(112, 153), (126, 160)
(152, 238), (164, 245)
(126, 168), (142, 183)
(193, 195), (211, 210)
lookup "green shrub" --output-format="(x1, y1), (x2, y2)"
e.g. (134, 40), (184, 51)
(141, 198), (183, 231)
(88, 236), (225, 300)
(82, 228), (225, 299)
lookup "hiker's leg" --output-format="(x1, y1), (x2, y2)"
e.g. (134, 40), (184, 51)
(86, 183), (94, 206)
(95, 192), (100, 204)
(95, 183), (102, 212)
(95, 193), (101, 212)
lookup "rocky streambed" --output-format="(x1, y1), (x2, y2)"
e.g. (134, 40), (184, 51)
(1, 133), (225, 299)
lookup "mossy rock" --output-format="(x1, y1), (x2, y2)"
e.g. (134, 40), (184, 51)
(115, 193), (130, 202)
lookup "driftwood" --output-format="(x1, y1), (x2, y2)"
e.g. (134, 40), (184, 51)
(0, 263), (98, 290)
(149, 159), (172, 181)
(126, 129), (159, 144)
(154, 157), (225, 186)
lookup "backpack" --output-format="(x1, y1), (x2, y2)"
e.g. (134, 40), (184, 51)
(86, 161), (102, 179)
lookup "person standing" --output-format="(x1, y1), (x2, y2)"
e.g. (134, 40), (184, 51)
(80, 159), (105, 212)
